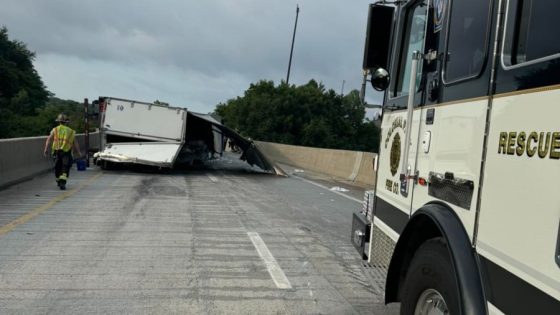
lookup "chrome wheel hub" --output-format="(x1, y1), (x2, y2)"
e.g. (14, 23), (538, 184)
(414, 289), (449, 315)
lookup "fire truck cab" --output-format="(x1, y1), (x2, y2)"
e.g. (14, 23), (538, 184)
(353, 0), (560, 314)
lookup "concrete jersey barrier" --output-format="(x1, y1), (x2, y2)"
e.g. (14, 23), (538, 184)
(0, 133), (99, 189)
(1, 135), (374, 189)
(255, 141), (376, 187)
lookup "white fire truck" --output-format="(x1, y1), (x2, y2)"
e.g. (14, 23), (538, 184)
(351, 0), (560, 314)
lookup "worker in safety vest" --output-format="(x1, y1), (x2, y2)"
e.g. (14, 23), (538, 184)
(43, 113), (81, 190)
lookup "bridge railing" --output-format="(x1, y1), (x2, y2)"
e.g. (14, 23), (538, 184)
(1, 135), (375, 189)
(255, 141), (376, 187)
(0, 133), (99, 189)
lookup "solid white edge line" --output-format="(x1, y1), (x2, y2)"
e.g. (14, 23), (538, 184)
(292, 175), (362, 203)
(247, 232), (292, 289)
(292, 174), (399, 242)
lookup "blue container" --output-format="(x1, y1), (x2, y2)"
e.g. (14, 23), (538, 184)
(76, 159), (87, 171)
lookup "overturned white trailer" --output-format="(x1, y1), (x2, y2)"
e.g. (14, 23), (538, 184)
(93, 97), (283, 175)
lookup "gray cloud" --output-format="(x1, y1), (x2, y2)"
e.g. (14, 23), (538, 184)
(1, 0), (379, 112)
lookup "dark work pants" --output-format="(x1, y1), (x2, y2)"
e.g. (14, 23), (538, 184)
(54, 150), (73, 180)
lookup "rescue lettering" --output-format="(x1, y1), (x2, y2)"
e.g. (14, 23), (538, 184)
(498, 131), (560, 159)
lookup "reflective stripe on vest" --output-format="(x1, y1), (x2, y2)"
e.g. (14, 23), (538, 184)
(51, 125), (75, 152)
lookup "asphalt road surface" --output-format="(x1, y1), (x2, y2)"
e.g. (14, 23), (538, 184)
(0, 157), (398, 314)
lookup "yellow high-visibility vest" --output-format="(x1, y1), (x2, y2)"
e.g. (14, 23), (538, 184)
(51, 125), (75, 152)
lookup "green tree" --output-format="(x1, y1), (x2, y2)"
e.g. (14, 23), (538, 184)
(35, 97), (92, 135)
(0, 26), (50, 138)
(215, 80), (380, 152)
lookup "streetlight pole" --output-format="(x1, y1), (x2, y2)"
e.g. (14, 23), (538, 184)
(83, 98), (89, 167)
(286, 5), (300, 85)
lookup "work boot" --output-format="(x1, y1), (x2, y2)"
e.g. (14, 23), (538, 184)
(58, 174), (67, 190)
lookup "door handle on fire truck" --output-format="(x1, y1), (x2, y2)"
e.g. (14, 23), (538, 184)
(400, 170), (419, 183)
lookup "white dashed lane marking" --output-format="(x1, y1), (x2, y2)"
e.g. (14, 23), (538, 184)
(247, 232), (292, 289)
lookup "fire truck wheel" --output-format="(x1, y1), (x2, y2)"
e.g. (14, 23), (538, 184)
(399, 238), (460, 315)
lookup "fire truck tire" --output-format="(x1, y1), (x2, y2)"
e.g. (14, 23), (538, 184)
(400, 238), (460, 315)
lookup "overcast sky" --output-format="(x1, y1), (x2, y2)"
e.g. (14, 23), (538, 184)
(1, 0), (381, 113)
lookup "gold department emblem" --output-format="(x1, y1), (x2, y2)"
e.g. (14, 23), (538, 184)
(390, 133), (401, 176)
(385, 117), (406, 177)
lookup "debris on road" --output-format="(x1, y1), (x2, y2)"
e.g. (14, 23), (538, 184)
(330, 186), (349, 192)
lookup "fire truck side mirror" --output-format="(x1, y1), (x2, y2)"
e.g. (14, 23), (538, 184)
(371, 67), (390, 91)
(363, 4), (394, 72)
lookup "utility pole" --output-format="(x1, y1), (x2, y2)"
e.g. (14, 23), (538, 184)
(341, 80), (346, 96)
(286, 5), (300, 85)
(83, 98), (89, 167)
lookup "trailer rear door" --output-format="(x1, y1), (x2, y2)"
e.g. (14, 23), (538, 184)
(95, 142), (182, 168)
